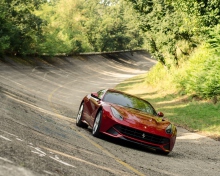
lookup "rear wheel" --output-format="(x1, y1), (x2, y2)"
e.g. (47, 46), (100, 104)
(92, 110), (102, 137)
(76, 103), (88, 128)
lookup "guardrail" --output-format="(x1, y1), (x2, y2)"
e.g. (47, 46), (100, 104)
(53, 49), (147, 57)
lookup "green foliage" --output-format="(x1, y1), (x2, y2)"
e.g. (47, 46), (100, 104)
(173, 25), (220, 99)
(35, 0), (144, 54)
(173, 0), (220, 28)
(145, 62), (168, 86)
(208, 25), (220, 55)
(83, 0), (143, 52)
(144, 22), (220, 99)
(1, 0), (220, 65)
(182, 49), (220, 98)
(146, 41), (220, 99)
(0, 0), (47, 55)
(127, 0), (220, 66)
(35, 0), (87, 55)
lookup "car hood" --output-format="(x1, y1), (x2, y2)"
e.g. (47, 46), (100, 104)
(111, 104), (170, 134)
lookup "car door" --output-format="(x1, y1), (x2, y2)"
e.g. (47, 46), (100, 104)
(84, 90), (106, 127)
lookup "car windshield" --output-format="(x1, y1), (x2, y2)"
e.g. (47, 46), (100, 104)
(103, 91), (157, 116)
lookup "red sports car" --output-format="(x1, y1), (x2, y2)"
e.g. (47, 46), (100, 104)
(76, 89), (177, 154)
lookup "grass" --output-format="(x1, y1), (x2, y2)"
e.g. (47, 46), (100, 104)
(115, 73), (220, 140)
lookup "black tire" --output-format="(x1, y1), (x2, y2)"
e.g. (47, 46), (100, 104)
(92, 110), (102, 137)
(76, 103), (88, 128)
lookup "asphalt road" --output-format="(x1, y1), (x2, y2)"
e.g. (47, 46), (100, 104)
(0, 51), (219, 176)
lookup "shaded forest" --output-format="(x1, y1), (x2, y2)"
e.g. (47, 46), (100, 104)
(0, 0), (143, 55)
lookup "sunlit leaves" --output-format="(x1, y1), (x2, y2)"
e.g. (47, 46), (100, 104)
(127, 0), (220, 66)
(0, 0), (47, 55)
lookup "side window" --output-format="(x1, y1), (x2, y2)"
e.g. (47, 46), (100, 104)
(97, 90), (106, 99)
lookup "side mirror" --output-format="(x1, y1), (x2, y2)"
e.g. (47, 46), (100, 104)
(157, 112), (164, 117)
(91, 93), (100, 99)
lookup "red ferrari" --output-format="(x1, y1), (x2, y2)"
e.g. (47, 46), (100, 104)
(76, 89), (177, 154)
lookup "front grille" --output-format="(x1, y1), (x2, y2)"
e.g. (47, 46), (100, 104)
(114, 125), (169, 145)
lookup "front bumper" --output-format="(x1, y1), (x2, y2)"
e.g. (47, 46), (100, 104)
(105, 124), (175, 152)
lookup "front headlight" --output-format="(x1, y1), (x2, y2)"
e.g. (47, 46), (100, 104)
(111, 107), (123, 120)
(166, 124), (173, 134)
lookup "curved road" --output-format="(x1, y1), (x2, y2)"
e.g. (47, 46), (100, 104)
(0, 51), (219, 176)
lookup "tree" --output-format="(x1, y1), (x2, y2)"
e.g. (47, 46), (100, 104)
(126, 0), (220, 66)
(83, 0), (143, 52)
(40, 0), (144, 54)
(0, 0), (47, 55)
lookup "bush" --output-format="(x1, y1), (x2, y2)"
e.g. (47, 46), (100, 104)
(145, 61), (177, 92)
(146, 40), (220, 100)
(188, 55), (220, 98)
(180, 25), (220, 98)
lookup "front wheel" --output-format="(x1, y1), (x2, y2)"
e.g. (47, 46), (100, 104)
(92, 110), (102, 137)
(76, 103), (88, 128)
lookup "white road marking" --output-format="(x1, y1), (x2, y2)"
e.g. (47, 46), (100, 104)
(43, 170), (54, 175)
(29, 146), (46, 157)
(0, 130), (18, 137)
(0, 157), (13, 163)
(31, 151), (45, 157)
(49, 155), (76, 168)
(1, 130), (76, 169)
(16, 138), (23, 141)
(0, 135), (12, 141)
(0, 129), (75, 169)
